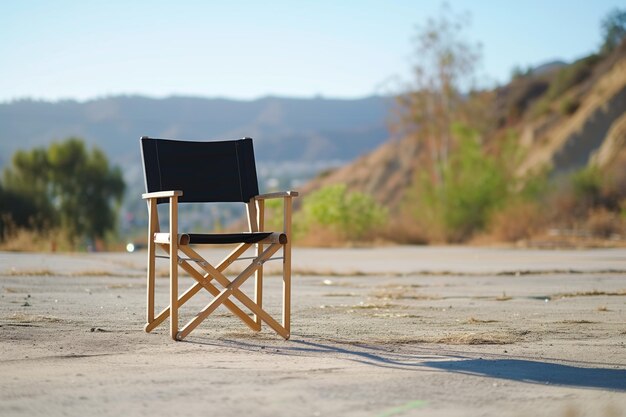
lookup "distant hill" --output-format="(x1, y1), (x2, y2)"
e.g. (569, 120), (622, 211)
(0, 95), (392, 184)
(532, 60), (567, 75)
(0, 94), (394, 232)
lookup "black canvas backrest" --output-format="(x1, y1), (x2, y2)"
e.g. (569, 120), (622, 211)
(140, 137), (260, 203)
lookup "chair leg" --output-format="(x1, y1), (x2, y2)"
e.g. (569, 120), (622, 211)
(145, 199), (158, 332)
(253, 199), (264, 329)
(146, 247), (155, 331)
(283, 243), (291, 338)
(283, 197), (293, 338)
(144, 242), (155, 331)
(170, 198), (179, 340)
(255, 243), (263, 329)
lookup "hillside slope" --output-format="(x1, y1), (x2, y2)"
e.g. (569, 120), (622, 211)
(519, 51), (626, 175)
(303, 42), (626, 210)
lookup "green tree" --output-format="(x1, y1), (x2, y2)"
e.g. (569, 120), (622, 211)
(0, 184), (50, 238)
(601, 8), (626, 54)
(396, 6), (510, 242)
(2, 138), (125, 244)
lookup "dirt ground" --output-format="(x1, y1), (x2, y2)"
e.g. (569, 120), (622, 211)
(1, 246), (625, 417)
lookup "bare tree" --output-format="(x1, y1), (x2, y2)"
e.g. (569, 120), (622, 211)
(395, 5), (482, 186)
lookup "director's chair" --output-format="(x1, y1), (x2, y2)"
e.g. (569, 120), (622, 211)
(140, 136), (298, 341)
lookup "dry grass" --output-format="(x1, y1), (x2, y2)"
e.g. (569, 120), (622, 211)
(294, 227), (346, 247)
(495, 292), (513, 301)
(586, 208), (625, 238)
(69, 270), (119, 277)
(370, 313), (421, 318)
(0, 228), (56, 252)
(369, 289), (440, 301)
(4, 268), (56, 276)
(349, 302), (405, 311)
(0, 227), (105, 252)
(552, 289), (626, 299)
(489, 201), (546, 242)
(3, 268), (143, 278)
(558, 319), (598, 324)
(465, 317), (499, 324)
(372, 330), (529, 345)
(379, 283), (423, 289)
(379, 217), (430, 245)
(434, 331), (521, 345)
(295, 268), (372, 277)
(350, 302), (401, 310)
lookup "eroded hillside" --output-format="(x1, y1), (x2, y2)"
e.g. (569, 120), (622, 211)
(303, 41), (626, 214)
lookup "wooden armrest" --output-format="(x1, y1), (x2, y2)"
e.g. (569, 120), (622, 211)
(142, 190), (183, 200)
(254, 191), (299, 200)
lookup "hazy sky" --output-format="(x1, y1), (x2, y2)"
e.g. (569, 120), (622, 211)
(1, 0), (622, 102)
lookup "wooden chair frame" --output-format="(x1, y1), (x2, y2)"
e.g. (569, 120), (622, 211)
(143, 190), (298, 341)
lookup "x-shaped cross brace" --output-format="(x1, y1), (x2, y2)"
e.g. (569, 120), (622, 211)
(145, 242), (289, 340)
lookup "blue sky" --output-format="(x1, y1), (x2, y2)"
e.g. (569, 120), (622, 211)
(1, 0), (622, 102)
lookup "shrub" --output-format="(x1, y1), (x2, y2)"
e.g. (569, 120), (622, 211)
(546, 54), (600, 100)
(408, 125), (510, 242)
(530, 97), (552, 119)
(302, 184), (387, 240)
(559, 97), (580, 115)
(530, 54), (600, 119)
(571, 166), (603, 208)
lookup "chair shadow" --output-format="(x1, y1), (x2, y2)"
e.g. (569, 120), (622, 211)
(423, 358), (626, 392)
(186, 335), (626, 392)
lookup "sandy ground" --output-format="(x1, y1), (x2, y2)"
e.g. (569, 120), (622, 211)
(1, 246), (625, 417)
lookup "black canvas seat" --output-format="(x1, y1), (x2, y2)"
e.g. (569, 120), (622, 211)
(140, 136), (297, 341)
(184, 232), (277, 245)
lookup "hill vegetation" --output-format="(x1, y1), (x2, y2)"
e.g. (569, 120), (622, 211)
(300, 8), (626, 246)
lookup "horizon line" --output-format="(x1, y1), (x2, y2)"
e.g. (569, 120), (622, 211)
(0, 92), (394, 105)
